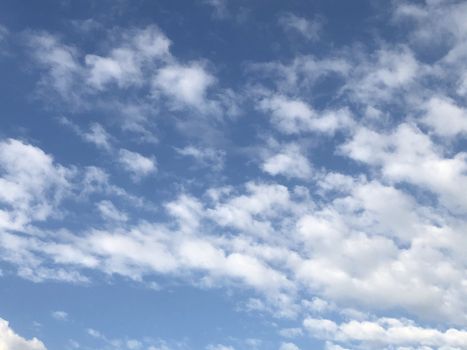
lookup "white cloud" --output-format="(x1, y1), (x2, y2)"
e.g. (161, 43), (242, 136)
(422, 97), (467, 137)
(279, 342), (300, 350)
(279, 13), (322, 41)
(85, 328), (169, 350)
(85, 26), (170, 89)
(279, 328), (303, 338)
(176, 145), (225, 171)
(3, 138), (467, 327)
(12, 2), (467, 349)
(249, 55), (350, 96)
(152, 63), (216, 111)
(0, 317), (47, 350)
(97, 200), (128, 222)
(87, 328), (101, 338)
(206, 182), (293, 236)
(262, 143), (313, 179)
(304, 316), (467, 349)
(82, 123), (112, 149)
(118, 149), (157, 180)
(302, 297), (332, 314)
(0, 138), (72, 231)
(344, 46), (421, 106)
(341, 123), (467, 212)
(27, 32), (81, 99)
(324, 342), (350, 350)
(126, 339), (142, 349)
(60, 118), (112, 150)
(259, 95), (353, 134)
(51, 310), (68, 321)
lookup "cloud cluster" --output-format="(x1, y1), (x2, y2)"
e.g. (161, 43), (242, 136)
(2, 1), (467, 349)
(305, 317), (467, 349)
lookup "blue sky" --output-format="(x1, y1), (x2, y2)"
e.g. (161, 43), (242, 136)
(1, 1), (467, 349)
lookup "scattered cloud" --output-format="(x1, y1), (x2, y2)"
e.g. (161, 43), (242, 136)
(3, 1), (467, 349)
(278, 342), (300, 350)
(261, 143), (313, 180)
(176, 145), (225, 171)
(118, 149), (157, 180)
(51, 310), (68, 321)
(0, 138), (72, 231)
(152, 63), (216, 112)
(207, 344), (235, 350)
(304, 316), (467, 349)
(96, 200), (128, 222)
(258, 94), (353, 135)
(279, 13), (323, 41)
(203, 0), (229, 19)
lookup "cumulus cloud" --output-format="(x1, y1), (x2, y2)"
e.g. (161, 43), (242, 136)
(85, 25), (170, 89)
(304, 316), (467, 349)
(0, 317), (47, 350)
(152, 63), (216, 111)
(341, 123), (467, 212)
(26, 24), (234, 143)
(421, 97), (467, 137)
(0, 138), (72, 231)
(259, 94), (353, 134)
(261, 143), (313, 179)
(9, 2), (467, 349)
(279, 342), (300, 350)
(118, 149), (157, 180)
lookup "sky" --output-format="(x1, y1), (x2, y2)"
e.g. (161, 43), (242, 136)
(1, 0), (467, 349)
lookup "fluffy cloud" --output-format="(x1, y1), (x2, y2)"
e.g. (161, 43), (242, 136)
(82, 123), (112, 150)
(2, 135), (467, 327)
(118, 149), (157, 180)
(422, 97), (467, 137)
(8, 2), (467, 348)
(85, 26), (170, 89)
(261, 143), (312, 179)
(346, 47), (420, 104)
(341, 123), (467, 212)
(259, 94), (353, 134)
(0, 138), (72, 231)
(26, 25), (233, 139)
(304, 317), (467, 349)
(152, 63), (216, 111)
(27, 32), (81, 100)
(0, 317), (47, 350)
(279, 342), (300, 350)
